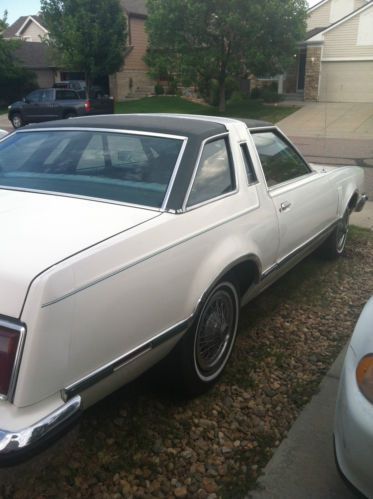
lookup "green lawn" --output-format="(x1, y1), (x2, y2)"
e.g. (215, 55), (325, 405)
(115, 96), (298, 124)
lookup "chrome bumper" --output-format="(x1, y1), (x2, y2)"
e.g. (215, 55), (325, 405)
(0, 395), (81, 464)
(355, 194), (368, 212)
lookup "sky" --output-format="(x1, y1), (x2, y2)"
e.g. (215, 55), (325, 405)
(2, 0), (320, 25)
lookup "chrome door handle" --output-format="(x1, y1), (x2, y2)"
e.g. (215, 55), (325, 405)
(279, 201), (292, 212)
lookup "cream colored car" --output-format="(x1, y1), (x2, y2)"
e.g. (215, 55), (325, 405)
(0, 114), (366, 464)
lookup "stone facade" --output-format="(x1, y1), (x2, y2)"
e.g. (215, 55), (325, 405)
(304, 46), (322, 101)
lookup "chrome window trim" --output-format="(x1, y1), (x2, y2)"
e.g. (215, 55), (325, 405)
(182, 132), (236, 211)
(0, 319), (26, 402)
(250, 128), (314, 192)
(8, 128), (188, 211)
(16, 127), (188, 142)
(161, 138), (188, 211)
(267, 170), (319, 194)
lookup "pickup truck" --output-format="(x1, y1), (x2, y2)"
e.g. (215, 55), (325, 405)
(0, 114), (367, 463)
(7, 88), (114, 129)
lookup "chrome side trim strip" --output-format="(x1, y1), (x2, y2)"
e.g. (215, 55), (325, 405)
(41, 205), (257, 307)
(261, 220), (336, 280)
(63, 317), (192, 400)
(0, 319), (26, 403)
(0, 396), (81, 457)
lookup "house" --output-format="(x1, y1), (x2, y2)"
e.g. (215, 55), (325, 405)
(3, 15), (48, 42)
(3, 15), (58, 88)
(285, 0), (373, 102)
(13, 42), (58, 88)
(109, 0), (154, 100)
(5, 4), (153, 100)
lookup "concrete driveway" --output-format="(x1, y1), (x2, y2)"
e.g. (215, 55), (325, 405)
(0, 113), (12, 133)
(277, 102), (373, 201)
(277, 102), (373, 140)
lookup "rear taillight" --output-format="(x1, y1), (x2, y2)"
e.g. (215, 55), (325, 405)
(0, 322), (25, 399)
(84, 100), (91, 113)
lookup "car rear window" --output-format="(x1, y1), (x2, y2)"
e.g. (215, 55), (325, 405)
(0, 131), (184, 208)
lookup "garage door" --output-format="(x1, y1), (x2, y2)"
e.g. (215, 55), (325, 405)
(319, 61), (373, 102)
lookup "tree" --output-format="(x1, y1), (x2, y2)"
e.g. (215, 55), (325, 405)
(0, 11), (37, 104)
(145, 0), (307, 111)
(40, 0), (127, 92)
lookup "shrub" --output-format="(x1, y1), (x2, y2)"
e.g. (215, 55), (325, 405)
(154, 83), (165, 95)
(250, 87), (262, 99)
(228, 90), (247, 105)
(261, 88), (284, 103)
(166, 79), (178, 95)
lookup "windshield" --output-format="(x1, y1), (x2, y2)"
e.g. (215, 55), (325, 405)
(0, 130), (184, 208)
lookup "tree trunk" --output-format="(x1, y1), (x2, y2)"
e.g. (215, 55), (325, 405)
(218, 78), (226, 112)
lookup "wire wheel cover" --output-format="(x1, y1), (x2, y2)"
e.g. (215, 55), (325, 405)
(195, 289), (235, 374)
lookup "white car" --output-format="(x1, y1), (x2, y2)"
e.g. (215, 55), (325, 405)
(0, 114), (367, 464)
(335, 297), (373, 497)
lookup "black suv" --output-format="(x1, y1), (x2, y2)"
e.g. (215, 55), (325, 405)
(8, 88), (114, 129)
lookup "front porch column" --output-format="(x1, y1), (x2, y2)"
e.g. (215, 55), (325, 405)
(304, 44), (322, 101)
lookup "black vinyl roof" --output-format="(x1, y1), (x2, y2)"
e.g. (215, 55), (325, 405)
(26, 114), (228, 141)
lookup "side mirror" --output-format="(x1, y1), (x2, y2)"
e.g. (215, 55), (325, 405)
(23, 97), (30, 104)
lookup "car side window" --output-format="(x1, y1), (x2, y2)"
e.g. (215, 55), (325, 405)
(26, 90), (42, 103)
(187, 137), (235, 207)
(252, 131), (310, 187)
(56, 90), (79, 100)
(40, 89), (54, 102)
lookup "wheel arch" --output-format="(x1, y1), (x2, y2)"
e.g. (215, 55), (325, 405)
(192, 254), (261, 318)
(339, 187), (360, 218)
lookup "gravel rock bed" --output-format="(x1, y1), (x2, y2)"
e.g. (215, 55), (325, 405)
(2, 228), (373, 499)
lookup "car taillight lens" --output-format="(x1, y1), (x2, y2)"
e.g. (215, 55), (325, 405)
(356, 354), (373, 403)
(0, 326), (21, 397)
(85, 100), (91, 113)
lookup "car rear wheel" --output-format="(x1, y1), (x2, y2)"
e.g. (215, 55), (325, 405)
(10, 113), (24, 129)
(64, 112), (76, 119)
(319, 209), (350, 259)
(176, 281), (239, 395)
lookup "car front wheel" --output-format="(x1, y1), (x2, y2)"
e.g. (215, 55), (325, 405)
(177, 281), (240, 395)
(10, 112), (24, 129)
(319, 209), (350, 259)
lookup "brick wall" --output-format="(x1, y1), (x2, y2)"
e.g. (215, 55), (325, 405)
(304, 46), (322, 101)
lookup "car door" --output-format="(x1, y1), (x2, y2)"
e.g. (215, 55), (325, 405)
(22, 90), (44, 121)
(252, 129), (338, 262)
